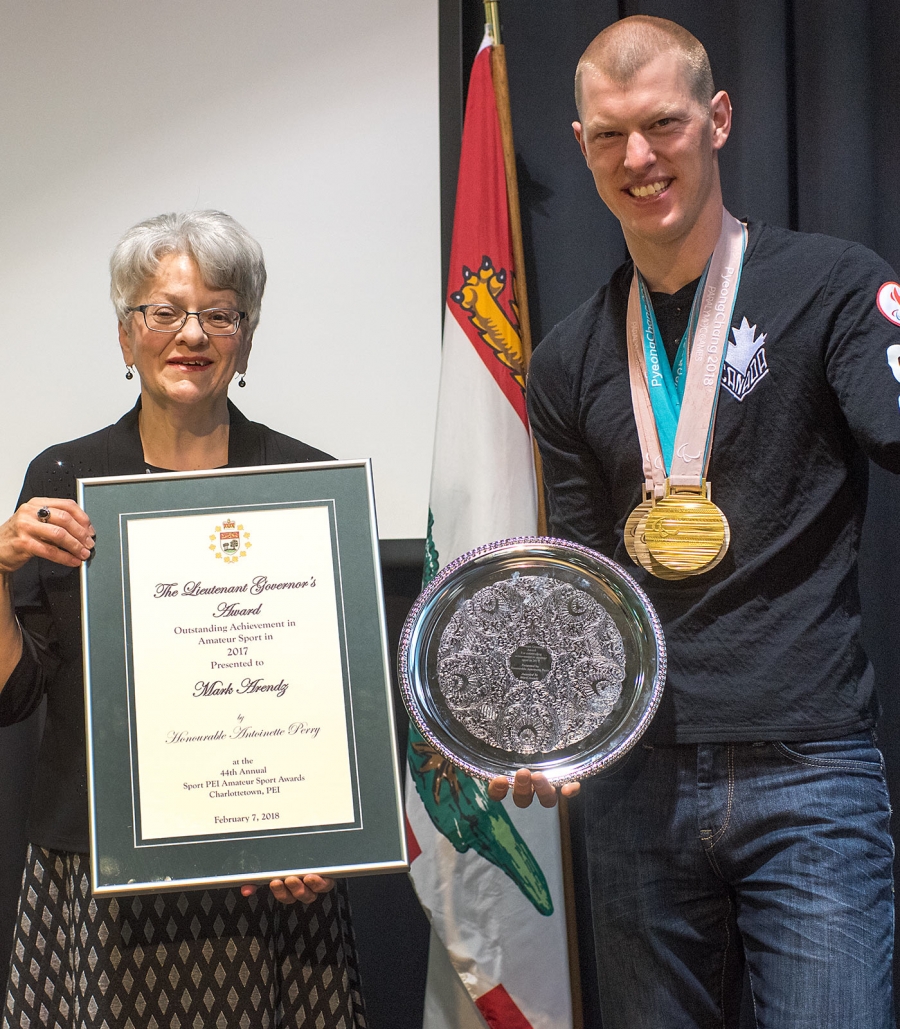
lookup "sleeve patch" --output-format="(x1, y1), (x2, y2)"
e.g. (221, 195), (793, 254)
(876, 282), (900, 326)
(887, 344), (900, 384)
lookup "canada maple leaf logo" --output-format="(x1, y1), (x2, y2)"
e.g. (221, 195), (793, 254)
(727, 318), (767, 376)
(722, 317), (769, 401)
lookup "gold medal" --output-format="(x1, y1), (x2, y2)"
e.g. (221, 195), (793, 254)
(629, 502), (692, 580)
(623, 490), (654, 564)
(634, 535), (693, 579)
(623, 215), (747, 580)
(703, 514), (731, 573)
(643, 481), (729, 574)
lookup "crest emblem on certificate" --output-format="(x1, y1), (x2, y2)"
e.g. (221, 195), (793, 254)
(209, 518), (251, 563)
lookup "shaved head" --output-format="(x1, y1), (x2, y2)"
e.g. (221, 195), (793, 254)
(575, 16), (714, 118)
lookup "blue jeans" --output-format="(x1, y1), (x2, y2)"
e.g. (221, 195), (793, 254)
(584, 734), (895, 1029)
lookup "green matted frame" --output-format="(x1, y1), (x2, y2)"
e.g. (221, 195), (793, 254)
(79, 460), (407, 895)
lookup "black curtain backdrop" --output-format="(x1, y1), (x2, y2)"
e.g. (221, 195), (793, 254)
(2, 3), (899, 1026)
(489, 1), (900, 1025)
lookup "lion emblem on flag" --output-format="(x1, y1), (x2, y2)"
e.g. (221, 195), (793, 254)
(451, 256), (526, 394)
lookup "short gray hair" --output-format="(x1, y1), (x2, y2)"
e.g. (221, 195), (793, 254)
(110, 210), (267, 332)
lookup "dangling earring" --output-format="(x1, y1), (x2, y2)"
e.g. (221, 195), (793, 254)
(238, 374), (246, 388)
(125, 365), (134, 380)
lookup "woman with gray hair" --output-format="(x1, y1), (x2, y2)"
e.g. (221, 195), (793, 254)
(0, 211), (366, 1028)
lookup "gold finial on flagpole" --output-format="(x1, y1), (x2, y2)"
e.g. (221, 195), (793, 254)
(484, 1), (501, 45)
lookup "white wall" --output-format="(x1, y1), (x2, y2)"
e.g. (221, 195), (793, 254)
(0, 0), (441, 539)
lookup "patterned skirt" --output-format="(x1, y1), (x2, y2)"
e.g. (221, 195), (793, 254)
(2, 846), (367, 1029)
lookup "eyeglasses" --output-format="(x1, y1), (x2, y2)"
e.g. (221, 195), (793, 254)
(128, 304), (247, 336)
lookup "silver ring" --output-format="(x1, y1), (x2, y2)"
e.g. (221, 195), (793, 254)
(36, 506), (51, 523)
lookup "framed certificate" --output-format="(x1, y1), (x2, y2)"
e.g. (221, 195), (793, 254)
(79, 460), (407, 895)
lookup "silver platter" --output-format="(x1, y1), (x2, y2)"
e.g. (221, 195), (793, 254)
(399, 537), (666, 785)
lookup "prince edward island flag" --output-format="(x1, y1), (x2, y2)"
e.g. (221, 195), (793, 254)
(404, 34), (573, 1029)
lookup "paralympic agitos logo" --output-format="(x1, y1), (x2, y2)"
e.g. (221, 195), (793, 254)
(876, 282), (900, 327)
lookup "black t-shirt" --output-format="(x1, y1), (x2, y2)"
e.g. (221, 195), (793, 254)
(650, 278), (700, 366)
(0, 400), (332, 852)
(528, 222), (900, 743)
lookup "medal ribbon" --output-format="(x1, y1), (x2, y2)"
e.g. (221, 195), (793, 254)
(625, 282), (666, 499)
(626, 209), (747, 490)
(635, 271), (705, 469)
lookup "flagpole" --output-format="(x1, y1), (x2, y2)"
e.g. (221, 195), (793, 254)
(485, 5), (583, 1027)
(485, 1), (548, 539)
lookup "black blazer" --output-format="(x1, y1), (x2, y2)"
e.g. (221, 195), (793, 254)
(0, 400), (331, 852)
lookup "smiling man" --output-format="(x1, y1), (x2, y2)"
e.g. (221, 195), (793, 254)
(515, 14), (900, 1029)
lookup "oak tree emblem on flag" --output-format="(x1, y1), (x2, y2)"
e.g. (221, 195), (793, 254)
(408, 724), (553, 916)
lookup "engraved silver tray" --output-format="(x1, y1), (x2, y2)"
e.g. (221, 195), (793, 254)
(399, 537), (666, 784)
